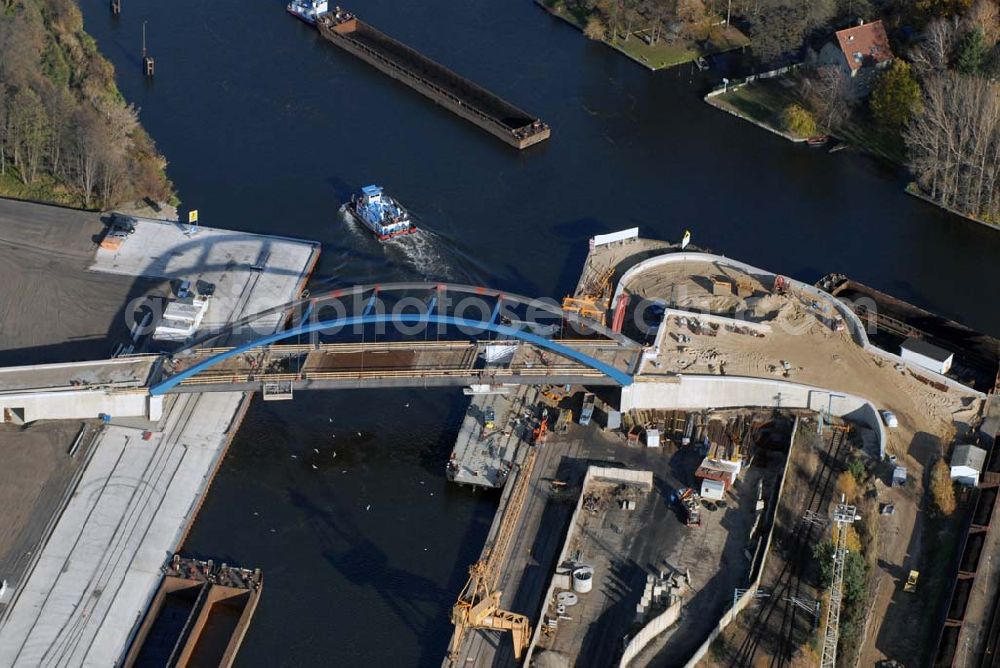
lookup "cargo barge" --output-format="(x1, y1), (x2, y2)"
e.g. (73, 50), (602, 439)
(316, 9), (550, 150)
(123, 556), (262, 668)
(817, 273), (1000, 393)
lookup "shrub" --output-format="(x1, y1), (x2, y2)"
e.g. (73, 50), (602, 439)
(837, 470), (858, 501)
(931, 458), (957, 515)
(848, 458), (866, 483)
(814, 540), (835, 588)
(782, 104), (817, 138)
(584, 16), (606, 41)
(870, 60), (922, 130)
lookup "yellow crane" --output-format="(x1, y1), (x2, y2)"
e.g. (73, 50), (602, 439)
(448, 440), (539, 663)
(449, 561), (532, 661)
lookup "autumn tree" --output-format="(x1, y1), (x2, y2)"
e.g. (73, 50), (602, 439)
(584, 15), (607, 39)
(930, 457), (957, 515)
(782, 103), (818, 137)
(748, 0), (836, 64)
(967, 0), (1000, 43)
(7, 87), (50, 185)
(0, 0), (173, 207)
(870, 60), (922, 130)
(915, 0), (973, 22)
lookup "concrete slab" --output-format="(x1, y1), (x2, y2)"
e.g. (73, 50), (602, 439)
(0, 357), (156, 394)
(448, 387), (537, 488)
(90, 217), (318, 338)
(0, 213), (318, 665)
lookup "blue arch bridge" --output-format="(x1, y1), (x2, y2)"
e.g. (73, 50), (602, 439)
(147, 282), (644, 397)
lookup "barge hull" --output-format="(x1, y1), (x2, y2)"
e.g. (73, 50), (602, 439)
(317, 15), (550, 149)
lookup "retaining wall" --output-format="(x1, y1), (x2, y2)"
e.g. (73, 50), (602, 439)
(620, 600), (683, 667)
(0, 389), (150, 423)
(621, 375), (885, 458)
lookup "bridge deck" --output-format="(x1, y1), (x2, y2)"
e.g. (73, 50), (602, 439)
(162, 340), (635, 392)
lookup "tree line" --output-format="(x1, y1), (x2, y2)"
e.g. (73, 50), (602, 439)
(0, 0), (172, 209)
(904, 4), (1000, 222)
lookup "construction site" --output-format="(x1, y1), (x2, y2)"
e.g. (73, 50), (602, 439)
(440, 229), (999, 668)
(1, 202), (998, 668)
(444, 393), (794, 667)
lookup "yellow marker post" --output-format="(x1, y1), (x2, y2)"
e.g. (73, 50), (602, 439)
(188, 210), (199, 224)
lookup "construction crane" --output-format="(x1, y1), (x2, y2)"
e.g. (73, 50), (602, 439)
(561, 296), (606, 321)
(448, 416), (544, 664)
(820, 498), (859, 668)
(449, 561), (532, 662)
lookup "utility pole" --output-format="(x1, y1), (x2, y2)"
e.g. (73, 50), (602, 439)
(726, 0), (732, 25)
(731, 587), (769, 622)
(820, 497), (859, 668)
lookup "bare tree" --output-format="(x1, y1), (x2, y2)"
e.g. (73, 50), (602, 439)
(72, 108), (105, 208)
(906, 73), (1000, 220)
(966, 0), (1000, 43)
(909, 17), (962, 74)
(806, 66), (852, 130)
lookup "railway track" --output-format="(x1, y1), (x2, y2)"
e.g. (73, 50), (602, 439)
(728, 425), (848, 667)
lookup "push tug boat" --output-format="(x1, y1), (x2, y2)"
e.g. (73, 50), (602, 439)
(286, 0), (329, 25)
(348, 185), (417, 240)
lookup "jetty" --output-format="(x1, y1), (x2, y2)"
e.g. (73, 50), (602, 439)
(317, 9), (550, 149)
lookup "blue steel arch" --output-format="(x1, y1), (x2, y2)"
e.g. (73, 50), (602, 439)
(149, 313), (634, 395)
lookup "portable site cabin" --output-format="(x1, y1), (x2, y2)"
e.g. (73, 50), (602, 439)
(700, 478), (726, 501)
(900, 338), (954, 375)
(695, 458), (740, 499)
(646, 429), (660, 448)
(951, 444), (987, 487)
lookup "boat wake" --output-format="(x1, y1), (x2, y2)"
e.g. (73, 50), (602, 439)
(337, 204), (458, 281)
(384, 229), (455, 281)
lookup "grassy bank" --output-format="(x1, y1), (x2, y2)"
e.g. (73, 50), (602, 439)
(537, 0), (749, 70)
(708, 75), (906, 163)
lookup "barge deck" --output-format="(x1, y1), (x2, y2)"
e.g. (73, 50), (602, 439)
(818, 273), (1000, 393)
(123, 556), (262, 668)
(317, 9), (550, 149)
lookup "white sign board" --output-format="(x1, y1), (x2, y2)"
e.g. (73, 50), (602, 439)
(591, 227), (639, 249)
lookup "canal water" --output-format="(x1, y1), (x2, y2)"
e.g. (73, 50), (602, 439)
(81, 0), (1000, 664)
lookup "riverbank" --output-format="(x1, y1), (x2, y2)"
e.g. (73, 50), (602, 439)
(535, 0), (748, 70)
(705, 73), (905, 162)
(0, 0), (174, 210)
(905, 183), (1000, 233)
(706, 76), (1000, 232)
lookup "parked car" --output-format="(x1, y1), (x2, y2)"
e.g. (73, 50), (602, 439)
(881, 410), (899, 429)
(109, 214), (136, 238)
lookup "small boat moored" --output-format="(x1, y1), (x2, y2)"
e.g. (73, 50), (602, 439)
(286, 0), (329, 25)
(348, 185), (417, 240)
